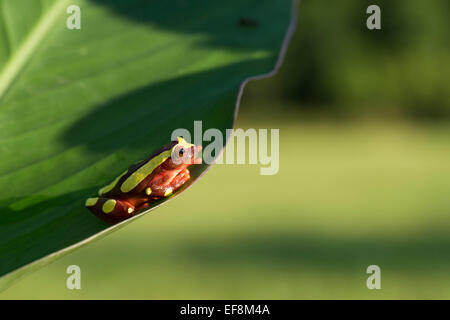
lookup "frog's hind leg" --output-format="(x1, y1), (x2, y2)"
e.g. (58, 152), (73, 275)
(135, 202), (150, 212)
(85, 197), (135, 223)
(164, 168), (191, 195)
(171, 168), (191, 191)
(147, 168), (191, 198)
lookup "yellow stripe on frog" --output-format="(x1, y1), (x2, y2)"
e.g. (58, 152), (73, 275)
(98, 170), (127, 196)
(102, 199), (116, 214)
(85, 197), (98, 207)
(120, 150), (172, 193)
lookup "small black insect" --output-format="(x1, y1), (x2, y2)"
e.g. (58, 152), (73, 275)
(239, 17), (259, 28)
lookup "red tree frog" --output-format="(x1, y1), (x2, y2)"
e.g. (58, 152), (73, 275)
(86, 137), (202, 223)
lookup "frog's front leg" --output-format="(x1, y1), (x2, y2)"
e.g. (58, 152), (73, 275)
(146, 168), (191, 198)
(85, 197), (135, 222)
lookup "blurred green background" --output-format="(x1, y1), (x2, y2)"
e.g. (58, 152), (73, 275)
(1, 0), (450, 299)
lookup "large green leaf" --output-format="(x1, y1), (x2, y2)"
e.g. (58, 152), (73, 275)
(0, 0), (296, 289)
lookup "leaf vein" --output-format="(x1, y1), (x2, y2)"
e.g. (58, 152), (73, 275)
(0, 0), (71, 101)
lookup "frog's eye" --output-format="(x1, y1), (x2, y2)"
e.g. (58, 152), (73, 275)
(178, 148), (185, 157)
